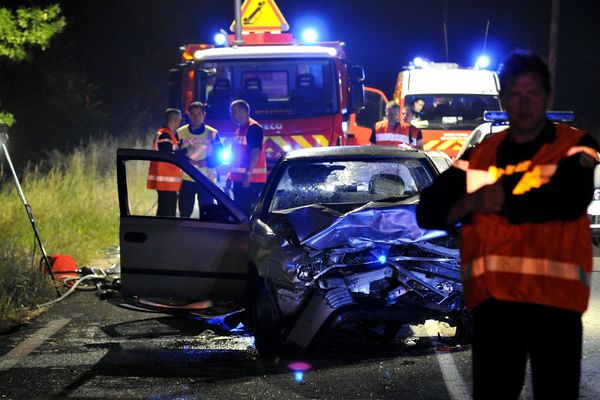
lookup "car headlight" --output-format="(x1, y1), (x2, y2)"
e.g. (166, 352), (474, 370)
(292, 258), (326, 282)
(594, 188), (600, 201)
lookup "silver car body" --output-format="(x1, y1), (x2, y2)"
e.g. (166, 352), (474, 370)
(116, 146), (463, 348)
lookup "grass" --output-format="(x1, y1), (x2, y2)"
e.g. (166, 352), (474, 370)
(0, 133), (150, 329)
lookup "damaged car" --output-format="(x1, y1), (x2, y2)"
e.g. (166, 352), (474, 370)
(116, 146), (463, 353)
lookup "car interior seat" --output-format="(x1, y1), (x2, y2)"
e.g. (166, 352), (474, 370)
(435, 103), (452, 117)
(208, 78), (233, 116)
(290, 73), (322, 105)
(368, 173), (406, 197)
(468, 99), (486, 120)
(241, 77), (268, 105)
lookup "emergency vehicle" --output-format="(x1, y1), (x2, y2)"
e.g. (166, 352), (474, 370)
(166, 0), (365, 166)
(393, 60), (501, 158)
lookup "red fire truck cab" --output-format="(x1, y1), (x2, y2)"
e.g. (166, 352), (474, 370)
(167, 32), (365, 166)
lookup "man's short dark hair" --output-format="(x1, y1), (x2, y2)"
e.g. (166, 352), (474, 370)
(189, 101), (207, 112)
(385, 100), (399, 112)
(164, 108), (181, 123)
(230, 99), (250, 113)
(499, 51), (552, 93)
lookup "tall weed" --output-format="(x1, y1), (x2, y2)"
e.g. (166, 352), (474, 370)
(0, 133), (150, 327)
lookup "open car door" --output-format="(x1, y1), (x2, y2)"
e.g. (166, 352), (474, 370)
(116, 149), (249, 304)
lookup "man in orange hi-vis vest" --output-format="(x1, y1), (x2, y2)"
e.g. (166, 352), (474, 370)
(417, 51), (599, 399)
(147, 108), (182, 217)
(226, 99), (266, 215)
(370, 101), (422, 149)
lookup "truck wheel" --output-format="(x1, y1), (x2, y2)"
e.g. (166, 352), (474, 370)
(247, 266), (282, 357)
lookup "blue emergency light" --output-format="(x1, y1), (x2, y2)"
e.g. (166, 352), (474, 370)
(219, 147), (232, 164)
(413, 57), (427, 68)
(301, 28), (318, 43)
(546, 111), (575, 122)
(378, 255), (387, 265)
(214, 32), (227, 47)
(483, 111), (509, 121)
(484, 111), (575, 123)
(476, 55), (490, 69)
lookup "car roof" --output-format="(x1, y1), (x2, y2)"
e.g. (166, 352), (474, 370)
(282, 145), (429, 161)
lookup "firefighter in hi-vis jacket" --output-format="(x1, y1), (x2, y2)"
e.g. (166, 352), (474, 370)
(226, 99), (266, 215)
(146, 108), (182, 217)
(417, 51), (600, 400)
(177, 101), (223, 218)
(370, 101), (422, 149)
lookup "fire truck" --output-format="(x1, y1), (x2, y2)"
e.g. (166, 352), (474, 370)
(393, 60), (501, 158)
(166, 0), (365, 166)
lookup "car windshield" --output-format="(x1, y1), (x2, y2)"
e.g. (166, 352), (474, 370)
(198, 58), (338, 119)
(407, 94), (501, 130)
(268, 157), (435, 212)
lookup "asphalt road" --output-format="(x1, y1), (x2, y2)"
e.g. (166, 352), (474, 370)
(1, 252), (600, 399)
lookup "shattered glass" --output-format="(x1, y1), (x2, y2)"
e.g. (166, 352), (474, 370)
(269, 159), (435, 212)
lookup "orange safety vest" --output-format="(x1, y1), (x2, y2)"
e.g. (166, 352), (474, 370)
(458, 123), (598, 313)
(228, 118), (267, 183)
(146, 127), (182, 192)
(374, 120), (417, 146)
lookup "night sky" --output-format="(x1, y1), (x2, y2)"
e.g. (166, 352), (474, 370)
(3, 0), (600, 159)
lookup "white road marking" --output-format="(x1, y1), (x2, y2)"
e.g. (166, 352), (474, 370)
(424, 320), (471, 400)
(0, 318), (70, 371)
(16, 350), (109, 368)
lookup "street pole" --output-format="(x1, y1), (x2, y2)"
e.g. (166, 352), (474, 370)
(443, 0), (449, 62)
(234, 0), (243, 45)
(483, 20), (490, 54)
(548, 0), (560, 108)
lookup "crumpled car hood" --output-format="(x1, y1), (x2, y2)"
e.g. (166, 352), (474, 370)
(275, 199), (447, 251)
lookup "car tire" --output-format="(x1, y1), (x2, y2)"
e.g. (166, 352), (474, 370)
(246, 265), (282, 357)
(356, 322), (401, 345)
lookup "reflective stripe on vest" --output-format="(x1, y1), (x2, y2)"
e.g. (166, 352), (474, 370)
(147, 127), (182, 191)
(452, 159), (469, 171)
(567, 145), (600, 161)
(463, 255), (590, 287)
(177, 124), (218, 182)
(228, 118), (267, 183)
(375, 132), (412, 145)
(374, 120), (415, 146)
(460, 123), (593, 312)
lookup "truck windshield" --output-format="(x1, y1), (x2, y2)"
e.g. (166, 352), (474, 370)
(406, 94), (501, 130)
(198, 59), (338, 119)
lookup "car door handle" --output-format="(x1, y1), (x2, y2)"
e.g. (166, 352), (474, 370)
(123, 232), (147, 243)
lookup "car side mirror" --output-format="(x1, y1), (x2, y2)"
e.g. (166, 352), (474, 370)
(167, 67), (183, 109)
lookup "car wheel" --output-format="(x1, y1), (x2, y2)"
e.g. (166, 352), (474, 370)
(247, 265), (282, 357)
(355, 322), (401, 345)
(593, 237), (600, 247)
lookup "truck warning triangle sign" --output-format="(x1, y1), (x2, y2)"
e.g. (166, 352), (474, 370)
(230, 0), (289, 33)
